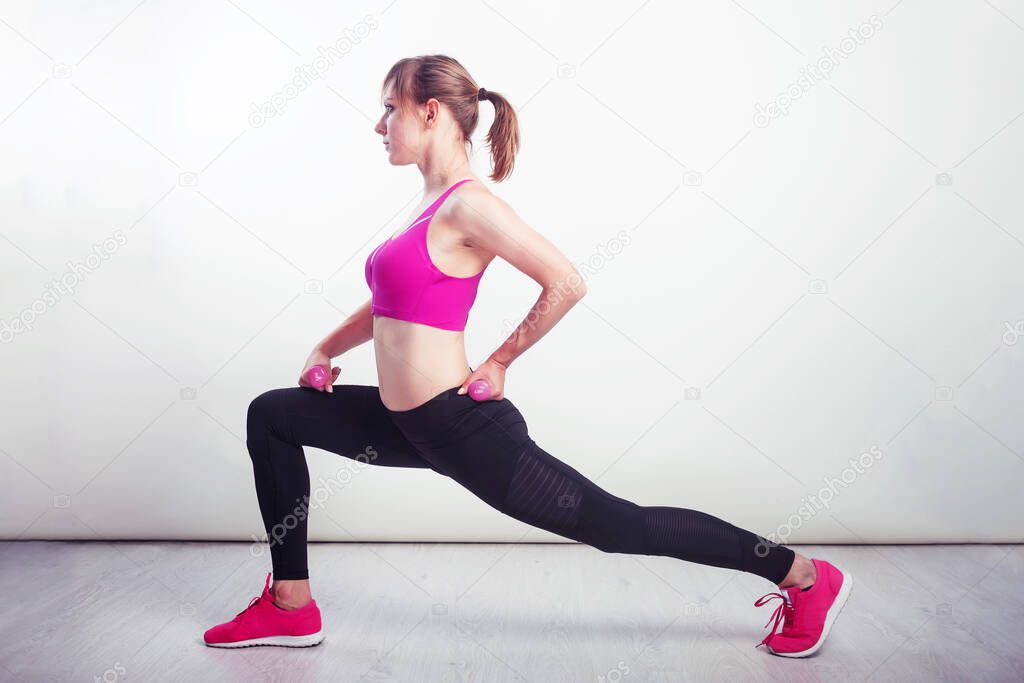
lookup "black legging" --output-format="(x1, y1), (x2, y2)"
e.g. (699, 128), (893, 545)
(245, 384), (796, 584)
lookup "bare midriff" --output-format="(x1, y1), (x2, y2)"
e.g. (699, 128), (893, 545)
(372, 316), (472, 411)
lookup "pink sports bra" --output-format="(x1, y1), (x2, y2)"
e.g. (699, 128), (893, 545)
(364, 178), (487, 331)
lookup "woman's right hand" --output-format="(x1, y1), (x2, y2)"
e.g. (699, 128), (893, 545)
(299, 347), (341, 393)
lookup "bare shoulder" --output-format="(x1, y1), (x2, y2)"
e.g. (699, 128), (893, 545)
(449, 179), (504, 214)
(442, 180), (583, 296)
(446, 181), (516, 239)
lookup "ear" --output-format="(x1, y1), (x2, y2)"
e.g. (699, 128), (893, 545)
(424, 97), (441, 126)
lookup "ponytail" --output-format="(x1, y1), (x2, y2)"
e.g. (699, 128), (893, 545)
(476, 89), (520, 183)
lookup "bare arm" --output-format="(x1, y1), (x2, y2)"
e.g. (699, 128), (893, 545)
(314, 298), (375, 359)
(452, 189), (587, 369)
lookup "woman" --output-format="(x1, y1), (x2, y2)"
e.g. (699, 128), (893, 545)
(203, 55), (852, 657)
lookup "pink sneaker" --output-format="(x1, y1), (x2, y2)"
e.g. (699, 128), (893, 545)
(753, 558), (852, 657)
(204, 572), (324, 648)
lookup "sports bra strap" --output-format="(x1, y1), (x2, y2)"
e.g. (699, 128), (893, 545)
(427, 178), (474, 214)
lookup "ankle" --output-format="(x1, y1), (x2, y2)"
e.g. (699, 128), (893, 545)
(271, 588), (311, 610)
(778, 555), (817, 589)
(271, 580), (312, 609)
(273, 596), (311, 610)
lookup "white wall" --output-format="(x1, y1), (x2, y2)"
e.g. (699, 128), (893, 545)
(2, 0), (1022, 548)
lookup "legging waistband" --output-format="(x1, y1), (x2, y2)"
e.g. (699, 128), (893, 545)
(385, 385), (465, 415)
(385, 384), (477, 436)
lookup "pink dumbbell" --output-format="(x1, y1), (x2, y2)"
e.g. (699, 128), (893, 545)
(306, 365), (328, 389)
(468, 379), (492, 401)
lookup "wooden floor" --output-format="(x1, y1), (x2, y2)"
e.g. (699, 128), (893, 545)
(1, 541), (1021, 682)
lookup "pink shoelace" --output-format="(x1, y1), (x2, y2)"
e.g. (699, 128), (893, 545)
(235, 594), (264, 619)
(753, 590), (794, 649)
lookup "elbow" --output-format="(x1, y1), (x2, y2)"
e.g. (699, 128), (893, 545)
(542, 270), (587, 304)
(564, 284), (587, 308)
(570, 270), (588, 300)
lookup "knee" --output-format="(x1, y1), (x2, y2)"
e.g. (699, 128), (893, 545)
(577, 494), (646, 555)
(247, 389), (293, 442)
(498, 445), (646, 554)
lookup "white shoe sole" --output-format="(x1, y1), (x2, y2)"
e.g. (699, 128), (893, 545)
(768, 571), (854, 658)
(205, 631), (325, 649)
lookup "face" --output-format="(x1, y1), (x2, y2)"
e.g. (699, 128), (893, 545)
(375, 81), (423, 166)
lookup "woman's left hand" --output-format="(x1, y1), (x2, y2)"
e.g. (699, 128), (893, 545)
(457, 358), (507, 400)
